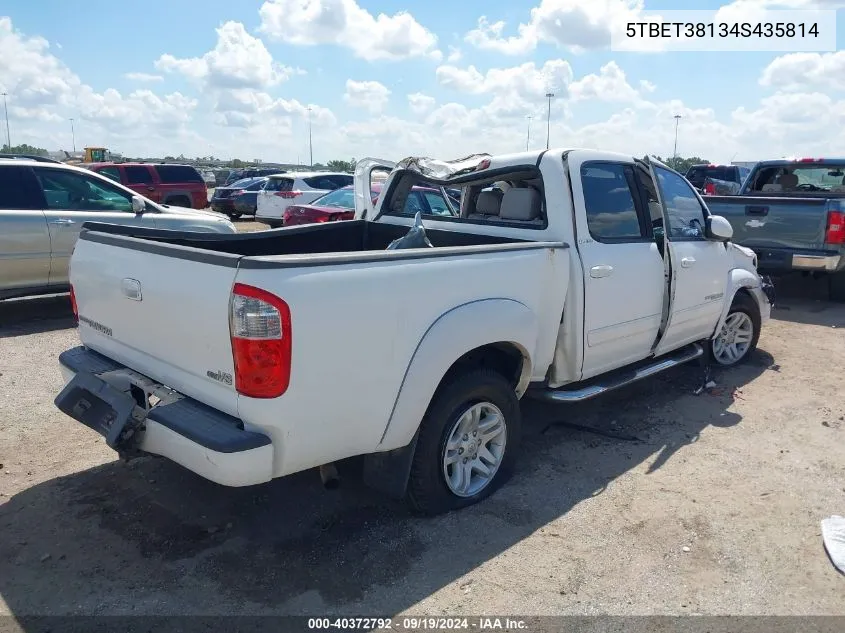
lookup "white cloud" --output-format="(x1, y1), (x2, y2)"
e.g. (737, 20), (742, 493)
(258, 0), (439, 61)
(343, 80), (391, 114)
(465, 0), (645, 54)
(155, 21), (298, 89)
(408, 93), (436, 115)
(446, 46), (462, 63)
(569, 62), (644, 103)
(125, 72), (164, 82)
(436, 59), (573, 99)
(639, 79), (656, 93)
(759, 51), (845, 91)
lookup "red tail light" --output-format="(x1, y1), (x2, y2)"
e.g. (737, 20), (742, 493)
(704, 182), (716, 195)
(229, 283), (292, 399)
(69, 285), (78, 320)
(826, 210), (845, 245)
(283, 208), (333, 224)
(798, 158), (823, 163)
(231, 189), (245, 196)
(274, 190), (301, 198)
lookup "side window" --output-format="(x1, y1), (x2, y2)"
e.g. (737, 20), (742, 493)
(0, 166), (42, 210)
(422, 191), (454, 216)
(653, 167), (707, 240)
(580, 163), (645, 240)
(33, 168), (133, 212)
(98, 167), (121, 182)
(155, 165), (203, 183)
(125, 166), (153, 185)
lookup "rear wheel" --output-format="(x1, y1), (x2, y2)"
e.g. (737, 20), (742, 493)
(711, 294), (761, 367)
(406, 369), (521, 515)
(829, 271), (845, 303)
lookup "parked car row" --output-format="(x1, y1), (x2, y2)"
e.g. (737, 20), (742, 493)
(0, 155), (235, 301)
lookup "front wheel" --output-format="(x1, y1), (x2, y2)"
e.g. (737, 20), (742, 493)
(711, 294), (761, 367)
(406, 369), (521, 515)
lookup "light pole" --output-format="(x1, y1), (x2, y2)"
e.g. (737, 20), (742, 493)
(69, 118), (76, 153)
(672, 114), (682, 170)
(525, 115), (532, 151)
(545, 92), (554, 150)
(1, 92), (10, 150)
(307, 107), (313, 167)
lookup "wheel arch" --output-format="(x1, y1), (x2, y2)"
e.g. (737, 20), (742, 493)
(376, 298), (538, 452)
(712, 268), (764, 338)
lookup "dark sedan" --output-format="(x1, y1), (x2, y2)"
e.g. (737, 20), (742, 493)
(210, 177), (267, 219)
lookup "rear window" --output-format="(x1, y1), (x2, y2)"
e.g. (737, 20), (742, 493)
(311, 188), (355, 209)
(686, 166), (736, 186)
(96, 166), (121, 182)
(155, 165), (203, 184)
(125, 165), (153, 185)
(303, 175), (353, 190)
(264, 177), (293, 192)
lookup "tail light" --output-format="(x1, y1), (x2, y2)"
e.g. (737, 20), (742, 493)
(229, 283), (292, 398)
(826, 210), (845, 245)
(69, 285), (78, 321)
(283, 208), (334, 224)
(704, 182), (715, 195)
(274, 190), (301, 199)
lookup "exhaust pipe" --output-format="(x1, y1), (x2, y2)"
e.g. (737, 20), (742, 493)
(319, 463), (340, 490)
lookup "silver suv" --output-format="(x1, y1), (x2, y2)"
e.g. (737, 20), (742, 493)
(0, 155), (236, 300)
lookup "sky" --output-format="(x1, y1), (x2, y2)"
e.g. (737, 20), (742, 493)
(1, 0), (844, 164)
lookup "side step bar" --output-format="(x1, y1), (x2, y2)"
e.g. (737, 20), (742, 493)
(530, 343), (704, 403)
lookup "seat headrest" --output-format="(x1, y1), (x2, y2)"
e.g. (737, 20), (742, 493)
(778, 173), (798, 188)
(500, 187), (542, 221)
(475, 190), (503, 216)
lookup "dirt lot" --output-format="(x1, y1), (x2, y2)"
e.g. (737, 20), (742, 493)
(1, 269), (844, 618)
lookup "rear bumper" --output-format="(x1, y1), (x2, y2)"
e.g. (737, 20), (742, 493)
(754, 247), (843, 273)
(210, 199), (236, 213)
(57, 346), (274, 487)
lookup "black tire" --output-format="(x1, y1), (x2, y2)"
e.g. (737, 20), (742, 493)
(829, 271), (845, 303)
(405, 369), (521, 515)
(227, 212), (242, 220)
(710, 293), (761, 367)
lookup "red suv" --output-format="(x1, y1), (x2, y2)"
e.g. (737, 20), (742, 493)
(86, 162), (208, 209)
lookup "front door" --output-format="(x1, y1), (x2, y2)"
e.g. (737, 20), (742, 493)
(644, 159), (731, 354)
(568, 158), (667, 380)
(32, 167), (154, 286)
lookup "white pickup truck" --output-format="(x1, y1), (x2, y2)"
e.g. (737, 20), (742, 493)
(54, 149), (772, 515)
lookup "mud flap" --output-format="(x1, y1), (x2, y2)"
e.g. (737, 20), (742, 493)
(55, 372), (141, 449)
(362, 432), (420, 500)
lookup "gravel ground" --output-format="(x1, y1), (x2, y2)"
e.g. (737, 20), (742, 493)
(1, 272), (844, 618)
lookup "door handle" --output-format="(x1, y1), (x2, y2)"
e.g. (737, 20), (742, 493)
(745, 205), (768, 216)
(681, 257), (696, 268)
(590, 265), (614, 278)
(50, 219), (75, 225)
(147, 186), (155, 192)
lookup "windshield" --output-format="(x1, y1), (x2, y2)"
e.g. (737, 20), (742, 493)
(749, 164), (845, 193)
(311, 187), (355, 209)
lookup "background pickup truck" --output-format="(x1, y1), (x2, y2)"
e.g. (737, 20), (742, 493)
(704, 158), (845, 301)
(55, 149), (771, 515)
(685, 163), (751, 194)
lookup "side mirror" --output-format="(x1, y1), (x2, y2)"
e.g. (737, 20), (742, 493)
(706, 214), (733, 242)
(131, 196), (146, 215)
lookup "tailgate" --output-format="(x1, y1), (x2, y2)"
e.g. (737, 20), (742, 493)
(70, 232), (242, 417)
(708, 195), (829, 249)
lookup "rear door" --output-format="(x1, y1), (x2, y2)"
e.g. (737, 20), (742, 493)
(353, 158), (396, 219)
(124, 165), (160, 202)
(645, 159), (731, 354)
(33, 167), (155, 286)
(0, 165), (52, 292)
(568, 157), (667, 379)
